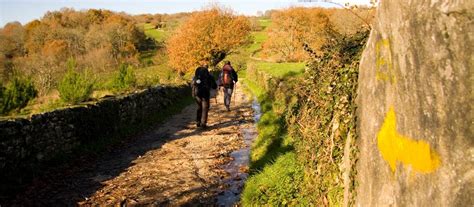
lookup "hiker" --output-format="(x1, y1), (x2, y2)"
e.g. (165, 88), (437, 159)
(218, 61), (238, 111)
(192, 64), (217, 128)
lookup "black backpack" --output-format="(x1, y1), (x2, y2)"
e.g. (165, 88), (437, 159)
(192, 67), (210, 98)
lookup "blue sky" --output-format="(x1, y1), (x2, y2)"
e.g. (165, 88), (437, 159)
(0, 0), (371, 26)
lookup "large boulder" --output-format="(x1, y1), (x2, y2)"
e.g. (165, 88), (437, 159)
(356, 0), (473, 206)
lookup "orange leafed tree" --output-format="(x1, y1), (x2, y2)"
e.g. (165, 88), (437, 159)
(167, 7), (251, 74)
(262, 7), (333, 62)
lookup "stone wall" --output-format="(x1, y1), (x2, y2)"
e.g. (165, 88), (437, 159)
(0, 85), (190, 193)
(357, 0), (473, 206)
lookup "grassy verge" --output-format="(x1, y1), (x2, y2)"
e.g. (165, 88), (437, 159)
(242, 152), (307, 206)
(240, 19), (305, 205)
(241, 60), (306, 206)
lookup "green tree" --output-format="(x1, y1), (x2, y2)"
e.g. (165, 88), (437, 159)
(112, 63), (136, 91)
(58, 58), (94, 104)
(0, 75), (37, 115)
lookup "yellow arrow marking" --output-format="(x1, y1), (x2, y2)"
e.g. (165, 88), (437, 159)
(377, 107), (441, 173)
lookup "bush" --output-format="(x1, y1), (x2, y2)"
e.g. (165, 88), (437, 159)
(112, 64), (136, 91)
(0, 76), (37, 115)
(58, 59), (94, 104)
(289, 29), (370, 205)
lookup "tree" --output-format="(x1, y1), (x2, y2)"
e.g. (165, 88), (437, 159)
(12, 8), (148, 92)
(166, 7), (251, 74)
(0, 22), (25, 58)
(262, 7), (333, 62)
(0, 22), (25, 81)
(58, 58), (93, 104)
(0, 75), (37, 115)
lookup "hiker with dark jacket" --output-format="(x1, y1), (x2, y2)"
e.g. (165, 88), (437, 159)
(218, 61), (238, 111)
(192, 64), (217, 128)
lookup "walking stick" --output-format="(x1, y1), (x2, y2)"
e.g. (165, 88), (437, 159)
(215, 88), (218, 104)
(232, 82), (237, 106)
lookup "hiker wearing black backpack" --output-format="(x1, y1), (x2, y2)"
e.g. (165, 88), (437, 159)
(218, 61), (238, 111)
(192, 64), (217, 128)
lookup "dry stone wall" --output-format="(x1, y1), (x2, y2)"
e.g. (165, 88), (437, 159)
(0, 85), (190, 193)
(357, 0), (473, 206)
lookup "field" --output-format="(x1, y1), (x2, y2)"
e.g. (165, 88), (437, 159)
(258, 18), (272, 28)
(247, 19), (271, 56)
(143, 23), (167, 42)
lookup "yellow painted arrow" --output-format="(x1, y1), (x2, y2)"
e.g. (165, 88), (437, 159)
(377, 107), (441, 173)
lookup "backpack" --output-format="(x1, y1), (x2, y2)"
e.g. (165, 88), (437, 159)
(192, 67), (210, 98)
(220, 65), (233, 87)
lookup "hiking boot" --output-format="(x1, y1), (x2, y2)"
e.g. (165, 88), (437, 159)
(200, 123), (207, 129)
(196, 122), (201, 127)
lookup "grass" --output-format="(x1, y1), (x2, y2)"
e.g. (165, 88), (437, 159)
(139, 50), (157, 66)
(258, 18), (272, 29)
(134, 64), (184, 87)
(242, 66), (304, 206)
(242, 152), (307, 206)
(247, 19), (271, 56)
(247, 20), (271, 56)
(93, 64), (182, 92)
(13, 63), (184, 117)
(241, 25), (308, 203)
(143, 23), (167, 42)
(243, 72), (296, 172)
(253, 31), (268, 43)
(252, 61), (306, 79)
(247, 32), (268, 55)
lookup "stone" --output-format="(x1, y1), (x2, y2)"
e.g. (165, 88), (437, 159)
(356, 0), (473, 206)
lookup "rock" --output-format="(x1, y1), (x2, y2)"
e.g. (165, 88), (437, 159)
(356, 0), (473, 206)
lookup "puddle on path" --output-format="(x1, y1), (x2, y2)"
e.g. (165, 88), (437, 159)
(217, 98), (261, 206)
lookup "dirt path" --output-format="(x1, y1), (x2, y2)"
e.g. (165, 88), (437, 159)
(9, 85), (255, 206)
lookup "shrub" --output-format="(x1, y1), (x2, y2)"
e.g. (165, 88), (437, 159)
(0, 76), (37, 115)
(112, 64), (136, 91)
(289, 29), (370, 205)
(58, 59), (94, 104)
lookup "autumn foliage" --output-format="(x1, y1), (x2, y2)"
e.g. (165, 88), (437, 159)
(0, 8), (150, 94)
(262, 7), (373, 62)
(166, 7), (251, 74)
(262, 8), (333, 62)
